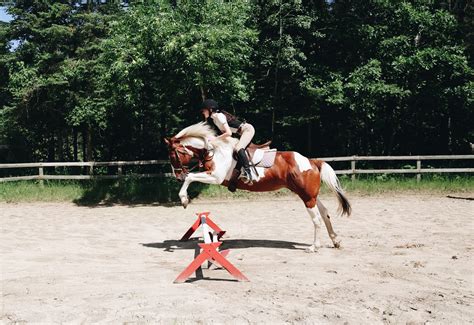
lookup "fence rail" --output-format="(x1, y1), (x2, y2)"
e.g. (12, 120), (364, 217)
(0, 155), (473, 183)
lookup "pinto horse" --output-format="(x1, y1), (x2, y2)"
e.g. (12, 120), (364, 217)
(164, 122), (351, 251)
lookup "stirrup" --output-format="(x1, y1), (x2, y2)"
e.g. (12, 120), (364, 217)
(241, 169), (253, 185)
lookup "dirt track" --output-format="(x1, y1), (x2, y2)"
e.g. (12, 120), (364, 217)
(1, 193), (473, 324)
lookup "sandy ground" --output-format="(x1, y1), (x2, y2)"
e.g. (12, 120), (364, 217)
(1, 193), (473, 324)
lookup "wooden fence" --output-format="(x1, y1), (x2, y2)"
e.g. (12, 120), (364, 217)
(0, 155), (473, 183)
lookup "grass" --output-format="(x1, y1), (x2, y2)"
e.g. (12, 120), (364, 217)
(0, 174), (472, 204)
(338, 174), (474, 195)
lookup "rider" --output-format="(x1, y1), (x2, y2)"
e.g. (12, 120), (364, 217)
(200, 99), (255, 186)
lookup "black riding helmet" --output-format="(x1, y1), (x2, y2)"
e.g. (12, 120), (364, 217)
(200, 99), (219, 112)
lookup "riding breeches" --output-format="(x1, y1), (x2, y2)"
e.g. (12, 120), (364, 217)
(236, 123), (255, 150)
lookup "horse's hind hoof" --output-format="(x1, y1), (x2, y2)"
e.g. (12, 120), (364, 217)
(334, 241), (342, 249)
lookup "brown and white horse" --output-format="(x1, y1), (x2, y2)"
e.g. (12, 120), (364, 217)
(164, 122), (351, 251)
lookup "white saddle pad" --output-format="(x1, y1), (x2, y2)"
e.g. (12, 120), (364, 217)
(251, 149), (277, 167)
(251, 149), (264, 165)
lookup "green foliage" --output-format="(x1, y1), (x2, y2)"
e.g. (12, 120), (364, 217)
(0, 0), (472, 163)
(303, 0), (472, 156)
(83, 0), (256, 159)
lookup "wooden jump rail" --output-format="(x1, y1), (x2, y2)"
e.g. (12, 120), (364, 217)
(0, 155), (473, 183)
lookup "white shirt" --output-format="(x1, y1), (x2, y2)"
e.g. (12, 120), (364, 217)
(210, 112), (240, 134)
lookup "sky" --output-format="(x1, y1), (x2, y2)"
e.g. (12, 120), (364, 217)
(0, 6), (12, 22)
(1, 6), (19, 50)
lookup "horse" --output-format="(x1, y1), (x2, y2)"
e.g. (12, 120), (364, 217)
(164, 122), (351, 252)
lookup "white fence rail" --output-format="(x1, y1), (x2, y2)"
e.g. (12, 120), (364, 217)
(0, 155), (473, 183)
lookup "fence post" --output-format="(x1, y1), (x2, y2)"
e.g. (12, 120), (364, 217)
(351, 157), (356, 182)
(118, 165), (123, 177)
(38, 166), (44, 187)
(416, 159), (421, 183)
(89, 164), (94, 176)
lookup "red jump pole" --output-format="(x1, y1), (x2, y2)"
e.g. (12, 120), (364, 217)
(174, 242), (249, 283)
(180, 212), (226, 242)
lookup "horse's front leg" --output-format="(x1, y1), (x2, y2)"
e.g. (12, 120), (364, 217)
(178, 172), (222, 208)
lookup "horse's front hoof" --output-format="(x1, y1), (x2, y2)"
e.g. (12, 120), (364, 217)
(181, 197), (189, 209)
(333, 240), (342, 249)
(305, 245), (320, 253)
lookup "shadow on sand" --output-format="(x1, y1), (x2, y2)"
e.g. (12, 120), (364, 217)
(142, 238), (309, 283)
(73, 178), (208, 206)
(141, 237), (309, 252)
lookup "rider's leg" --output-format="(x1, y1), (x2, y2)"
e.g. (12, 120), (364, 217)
(235, 123), (255, 183)
(236, 123), (255, 150)
(237, 148), (252, 184)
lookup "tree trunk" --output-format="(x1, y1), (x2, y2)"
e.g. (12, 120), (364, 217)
(447, 116), (452, 153)
(58, 131), (64, 162)
(48, 132), (55, 162)
(65, 131), (72, 161)
(73, 128), (78, 161)
(307, 123), (312, 155)
(271, 1), (283, 140)
(87, 126), (93, 161)
(161, 112), (167, 157)
(82, 128), (87, 161)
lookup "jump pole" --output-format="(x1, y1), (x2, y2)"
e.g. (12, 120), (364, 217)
(174, 212), (249, 283)
(180, 211), (226, 242)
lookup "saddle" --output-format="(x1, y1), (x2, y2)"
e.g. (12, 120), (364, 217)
(246, 141), (277, 168)
(227, 140), (276, 192)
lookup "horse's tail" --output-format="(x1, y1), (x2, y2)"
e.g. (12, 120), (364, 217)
(311, 159), (352, 217)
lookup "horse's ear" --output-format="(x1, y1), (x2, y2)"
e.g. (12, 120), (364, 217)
(163, 137), (170, 145)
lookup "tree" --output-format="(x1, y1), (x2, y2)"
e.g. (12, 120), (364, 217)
(94, 0), (256, 159)
(4, 1), (121, 161)
(250, 0), (323, 151)
(1, 0), (471, 163)
(303, 0), (472, 155)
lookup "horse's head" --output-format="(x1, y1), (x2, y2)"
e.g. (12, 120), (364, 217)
(165, 122), (231, 181)
(164, 137), (195, 182)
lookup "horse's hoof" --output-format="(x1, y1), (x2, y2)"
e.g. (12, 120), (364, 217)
(180, 197), (189, 209)
(305, 245), (319, 253)
(333, 240), (342, 249)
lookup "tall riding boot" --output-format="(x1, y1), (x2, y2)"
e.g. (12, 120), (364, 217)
(237, 148), (253, 184)
(227, 168), (240, 192)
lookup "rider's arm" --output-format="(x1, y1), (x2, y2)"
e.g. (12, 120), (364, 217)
(214, 113), (232, 139)
(217, 123), (232, 139)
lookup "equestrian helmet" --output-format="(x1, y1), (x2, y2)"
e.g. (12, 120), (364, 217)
(201, 99), (219, 111)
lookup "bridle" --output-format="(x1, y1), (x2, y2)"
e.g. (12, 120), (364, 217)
(170, 143), (214, 178)
(171, 146), (197, 176)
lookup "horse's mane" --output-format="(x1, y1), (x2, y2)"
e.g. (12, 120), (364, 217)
(175, 122), (238, 150)
(175, 122), (216, 140)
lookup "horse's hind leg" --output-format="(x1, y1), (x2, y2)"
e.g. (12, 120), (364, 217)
(317, 200), (341, 248)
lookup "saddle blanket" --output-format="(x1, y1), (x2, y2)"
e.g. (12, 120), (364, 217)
(250, 148), (277, 168)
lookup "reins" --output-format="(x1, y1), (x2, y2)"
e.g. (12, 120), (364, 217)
(171, 144), (214, 177)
